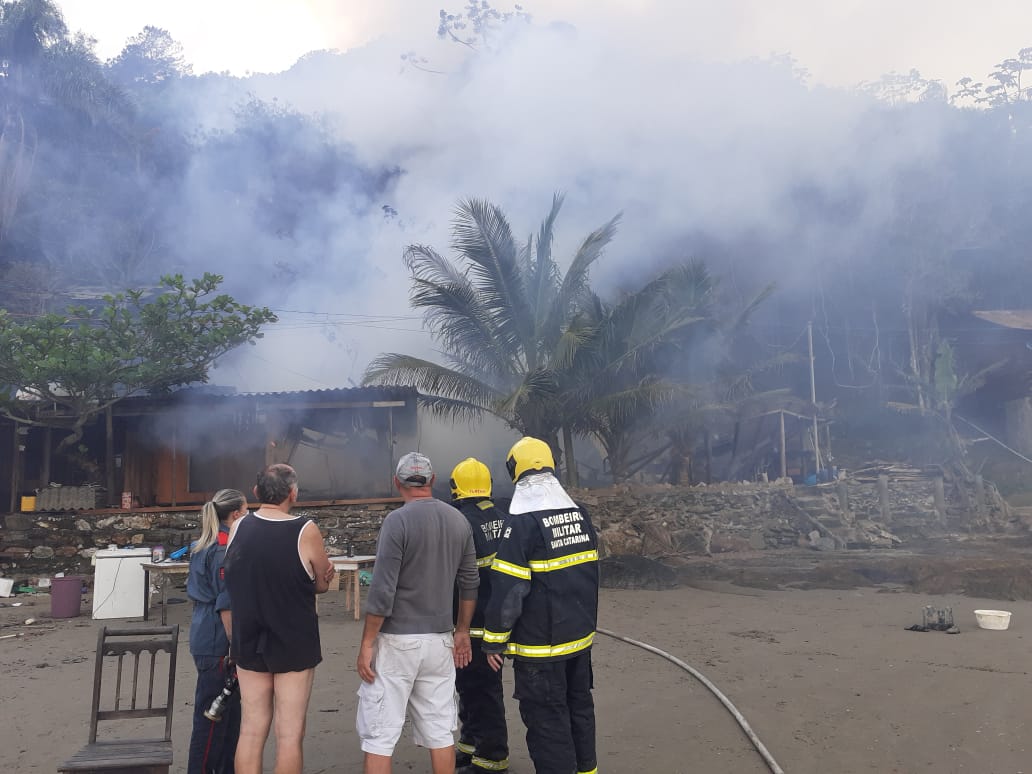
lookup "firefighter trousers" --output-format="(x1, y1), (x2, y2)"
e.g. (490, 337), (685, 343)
(513, 650), (596, 774)
(456, 638), (509, 770)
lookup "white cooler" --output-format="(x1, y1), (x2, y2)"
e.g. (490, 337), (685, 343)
(92, 548), (151, 619)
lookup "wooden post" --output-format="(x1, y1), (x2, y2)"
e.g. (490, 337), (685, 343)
(933, 476), (947, 524)
(563, 425), (579, 488)
(974, 474), (987, 521)
(105, 406), (115, 506)
(387, 407), (395, 496)
(9, 423), (19, 513)
(837, 479), (849, 516)
(807, 321), (821, 472)
(778, 411), (787, 480)
(704, 430), (713, 484)
(171, 422), (178, 508)
(41, 427), (52, 487)
(878, 474), (891, 522)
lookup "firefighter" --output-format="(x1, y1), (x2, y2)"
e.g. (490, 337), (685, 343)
(450, 457), (511, 774)
(483, 437), (600, 774)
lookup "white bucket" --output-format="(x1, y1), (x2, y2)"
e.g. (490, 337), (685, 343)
(0, 578), (13, 598)
(974, 609), (1012, 630)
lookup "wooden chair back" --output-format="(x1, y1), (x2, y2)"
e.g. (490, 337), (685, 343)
(88, 625), (179, 743)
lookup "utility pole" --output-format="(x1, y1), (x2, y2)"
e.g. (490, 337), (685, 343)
(807, 321), (821, 474)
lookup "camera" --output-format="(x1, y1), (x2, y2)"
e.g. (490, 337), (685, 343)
(204, 664), (238, 722)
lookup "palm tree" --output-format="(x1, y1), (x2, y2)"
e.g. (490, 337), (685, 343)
(363, 195), (619, 469)
(563, 261), (719, 482)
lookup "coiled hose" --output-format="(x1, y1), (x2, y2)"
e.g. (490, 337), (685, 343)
(596, 627), (786, 774)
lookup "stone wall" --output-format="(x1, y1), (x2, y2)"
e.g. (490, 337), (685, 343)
(0, 474), (1019, 581)
(0, 503), (401, 581)
(580, 474), (1015, 559)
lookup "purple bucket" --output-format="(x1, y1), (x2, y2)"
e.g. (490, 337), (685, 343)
(50, 576), (83, 619)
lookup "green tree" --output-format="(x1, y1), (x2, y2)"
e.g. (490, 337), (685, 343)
(107, 26), (192, 89)
(437, 1), (531, 51)
(953, 47), (1032, 106)
(889, 339), (1006, 472)
(564, 261), (719, 482)
(0, 0), (67, 75)
(0, 273), (277, 448)
(0, 1), (137, 277)
(364, 195), (618, 467)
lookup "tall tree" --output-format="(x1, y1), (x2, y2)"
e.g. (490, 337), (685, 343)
(107, 26), (191, 89)
(564, 261), (719, 481)
(364, 195), (618, 465)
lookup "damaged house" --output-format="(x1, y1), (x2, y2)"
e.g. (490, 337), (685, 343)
(0, 386), (418, 511)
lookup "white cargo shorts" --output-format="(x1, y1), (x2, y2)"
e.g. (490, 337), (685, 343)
(356, 632), (458, 755)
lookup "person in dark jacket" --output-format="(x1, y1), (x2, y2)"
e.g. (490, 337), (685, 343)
(187, 488), (248, 774)
(483, 437), (600, 774)
(450, 457), (510, 774)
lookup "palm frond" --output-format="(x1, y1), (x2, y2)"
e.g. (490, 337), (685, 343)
(451, 198), (533, 358)
(956, 359), (1009, 399)
(717, 353), (801, 401)
(725, 282), (777, 333)
(495, 367), (559, 422)
(527, 193), (563, 333)
(416, 393), (505, 425)
(550, 313), (599, 373)
(404, 244), (522, 378)
(543, 213), (620, 342)
(362, 354), (502, 410)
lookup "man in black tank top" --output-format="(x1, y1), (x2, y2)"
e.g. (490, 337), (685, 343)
(224, 464), (336, 774)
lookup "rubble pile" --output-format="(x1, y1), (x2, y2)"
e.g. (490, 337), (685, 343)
(578, 473), (1019, 560)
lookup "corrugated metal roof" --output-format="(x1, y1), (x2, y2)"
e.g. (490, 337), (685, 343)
(973, 310), (1032, 330)
(230, 387), (416, 399)
(111, 386), (417, 414)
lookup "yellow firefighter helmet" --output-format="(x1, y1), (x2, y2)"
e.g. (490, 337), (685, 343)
(450, 457), (492, 500)
(505, 436), (555, 483)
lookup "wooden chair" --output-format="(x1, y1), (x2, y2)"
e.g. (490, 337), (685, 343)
(59, 625), (179, 774)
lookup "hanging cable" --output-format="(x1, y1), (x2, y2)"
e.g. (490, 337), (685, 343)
(596, 627), (786, 774)
(955, 414), (1032, 467)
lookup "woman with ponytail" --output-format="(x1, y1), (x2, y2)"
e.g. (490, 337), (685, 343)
(187, 488), (249, 774)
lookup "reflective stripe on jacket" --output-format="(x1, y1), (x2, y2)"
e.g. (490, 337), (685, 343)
(453, 497), (509, 637)
(482, 503), (599, 661)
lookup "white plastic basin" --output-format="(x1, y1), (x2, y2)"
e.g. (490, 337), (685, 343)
(974, 609), (1012, 630)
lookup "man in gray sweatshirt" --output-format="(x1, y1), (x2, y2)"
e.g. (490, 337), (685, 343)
(356, 451), (479, 774)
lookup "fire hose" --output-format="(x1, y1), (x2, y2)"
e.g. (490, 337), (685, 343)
(596, 627), (786, 774)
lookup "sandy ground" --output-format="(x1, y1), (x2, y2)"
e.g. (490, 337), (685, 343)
(1, 571), (1031, 773)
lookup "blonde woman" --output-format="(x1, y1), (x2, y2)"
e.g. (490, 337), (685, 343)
(187, 488), (249, 774)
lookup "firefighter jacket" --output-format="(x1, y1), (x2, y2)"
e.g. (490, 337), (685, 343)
(482, 474), (599, 662)
(452, 497), (508, 638)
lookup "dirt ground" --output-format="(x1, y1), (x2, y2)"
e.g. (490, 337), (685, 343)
(2, 546), (1032, 774)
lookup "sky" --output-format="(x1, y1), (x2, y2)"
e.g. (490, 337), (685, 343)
(47, 0), (1032, 399)
(58, 0), (1032, 89)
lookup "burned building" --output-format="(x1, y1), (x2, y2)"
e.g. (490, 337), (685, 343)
(1, 386), (418, 511)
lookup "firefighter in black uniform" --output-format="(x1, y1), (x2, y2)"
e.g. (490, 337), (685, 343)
(483, 437), (599, 774)
(450, 457), (510, 774)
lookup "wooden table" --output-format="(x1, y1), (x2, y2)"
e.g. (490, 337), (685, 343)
(329, 555), (376, 620)
(141, 562), (190, 625)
